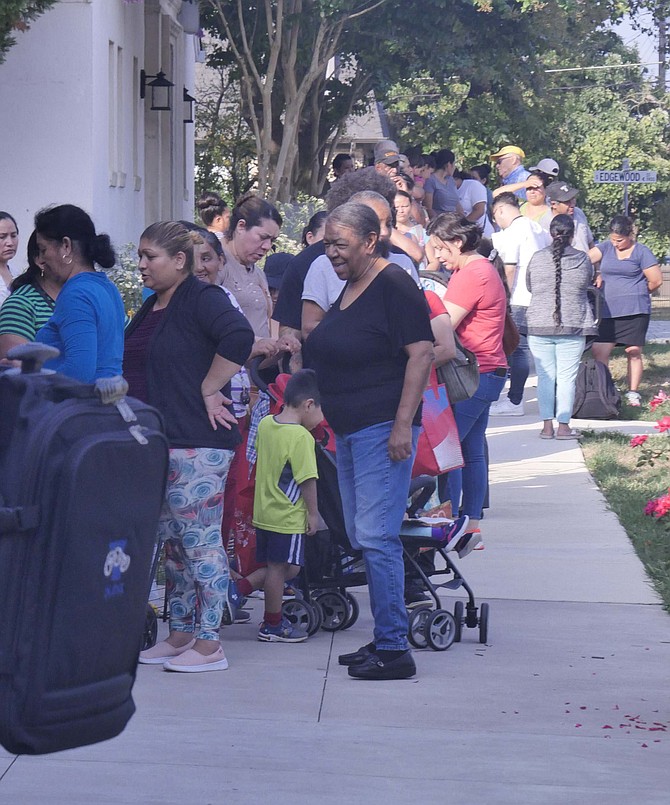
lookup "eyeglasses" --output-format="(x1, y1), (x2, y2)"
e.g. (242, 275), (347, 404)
(526, 186), (544, 191)
(496, 155), (514, 164)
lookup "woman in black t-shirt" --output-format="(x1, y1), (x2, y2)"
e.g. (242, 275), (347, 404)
(303, 202), (433, 680)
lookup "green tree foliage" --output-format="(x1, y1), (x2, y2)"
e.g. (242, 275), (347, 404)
(0, 1), (57, 63)
(200, 0), (389, 202)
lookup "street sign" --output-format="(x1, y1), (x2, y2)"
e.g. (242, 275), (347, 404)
(593, 169), (657, 183)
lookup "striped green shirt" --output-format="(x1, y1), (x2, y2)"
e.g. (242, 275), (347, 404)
(0, 282), (56, 341)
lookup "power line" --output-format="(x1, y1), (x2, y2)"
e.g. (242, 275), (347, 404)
(545, 61), (662, 73)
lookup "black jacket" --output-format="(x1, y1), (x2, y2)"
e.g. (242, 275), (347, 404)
(124, 275), (254, 449)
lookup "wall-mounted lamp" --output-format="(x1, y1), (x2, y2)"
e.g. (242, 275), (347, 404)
(183, 88), (196, 123)
(140, 69), (174, 111)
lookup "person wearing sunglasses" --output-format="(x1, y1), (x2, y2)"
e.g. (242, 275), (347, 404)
(373, 139), (402, 178)
(520, 171), (552, 232)
(490, 145), (530, 200)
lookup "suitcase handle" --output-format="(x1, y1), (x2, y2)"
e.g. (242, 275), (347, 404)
(0, 504), (39, 534)
(7, 343), (60, 374)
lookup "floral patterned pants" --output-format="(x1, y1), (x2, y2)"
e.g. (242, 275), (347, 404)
(160, 447), (234, 641)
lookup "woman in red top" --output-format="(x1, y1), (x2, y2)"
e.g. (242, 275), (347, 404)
(428, 214), (507, 554)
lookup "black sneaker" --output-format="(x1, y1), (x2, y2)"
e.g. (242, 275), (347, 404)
(404, 589), (431, 609)
(338, 641), (375, 666)
(348, 650), (417, 680)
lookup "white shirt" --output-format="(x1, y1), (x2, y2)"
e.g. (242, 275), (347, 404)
(492, 216), (550, 307)
(0, 265), (20, 307)
(458, 179), (494, 236)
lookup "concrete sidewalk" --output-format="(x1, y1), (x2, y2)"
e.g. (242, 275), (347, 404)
(1, 392), (669, 804)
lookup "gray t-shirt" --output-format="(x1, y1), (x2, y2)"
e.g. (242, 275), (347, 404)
(597, 239), (657, 318)
(425, 174), (460, 213)
(303, 252), (418, 312)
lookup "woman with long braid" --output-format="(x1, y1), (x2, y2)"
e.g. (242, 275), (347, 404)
(525, 215), (597, 440)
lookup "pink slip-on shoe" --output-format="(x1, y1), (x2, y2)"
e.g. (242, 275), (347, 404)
(138, 638), (195, 665)
(163, 646), (229, 673)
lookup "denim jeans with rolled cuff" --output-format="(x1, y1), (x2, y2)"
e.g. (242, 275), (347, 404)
(439, 371), (506, 518)
(335, 420), (419, 651)
(528, 334), (585, 423)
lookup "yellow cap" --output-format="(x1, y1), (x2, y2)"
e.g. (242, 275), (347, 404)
(489, 145), (526, 161)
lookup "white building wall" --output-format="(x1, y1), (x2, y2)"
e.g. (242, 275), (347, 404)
(0, 0), (96, 246)
(91, 0), (146, 249)
(0, 0), (195, 263)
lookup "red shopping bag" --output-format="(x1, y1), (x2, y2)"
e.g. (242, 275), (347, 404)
(412, 382), (464, 478)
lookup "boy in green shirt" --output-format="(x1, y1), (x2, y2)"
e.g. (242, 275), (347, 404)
(242, 370), (322, 642)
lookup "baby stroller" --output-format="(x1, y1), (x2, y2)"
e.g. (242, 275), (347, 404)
(249, 357), (491, 650)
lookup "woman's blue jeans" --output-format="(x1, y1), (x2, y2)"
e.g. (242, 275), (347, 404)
(335, 420), (419, 651)
(528, 334), (585, 423)
(439, 371), (506, 517)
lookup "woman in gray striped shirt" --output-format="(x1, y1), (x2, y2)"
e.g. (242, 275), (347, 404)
(526, 215), (598, 440)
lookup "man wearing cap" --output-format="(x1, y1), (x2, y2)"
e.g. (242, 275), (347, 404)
(374, 139), (402, 177)
(498, 157), (560, 201)
(546, 181), (595, 253)
(529, 158), (560, 183)
(539, 161), (594, 239)
(490, 145), (531, 200)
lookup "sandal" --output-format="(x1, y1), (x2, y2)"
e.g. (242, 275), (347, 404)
(539, 432), (554, 440)
(556, 429), (583, 440)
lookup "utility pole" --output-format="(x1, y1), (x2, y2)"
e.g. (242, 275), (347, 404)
(658, 3), (668, 91)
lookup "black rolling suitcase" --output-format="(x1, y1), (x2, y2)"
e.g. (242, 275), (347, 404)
(0, 345), (169, 755)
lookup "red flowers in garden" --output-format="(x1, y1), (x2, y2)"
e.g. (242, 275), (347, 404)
(645, 491), (670, 519)
(630, 391), (669, 526)
(654, 416), (670, 434)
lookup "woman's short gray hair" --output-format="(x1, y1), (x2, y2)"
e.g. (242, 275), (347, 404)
(326, 202), (381, 244)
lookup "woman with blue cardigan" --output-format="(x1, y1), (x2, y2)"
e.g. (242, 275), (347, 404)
(34, 204), (125, 382)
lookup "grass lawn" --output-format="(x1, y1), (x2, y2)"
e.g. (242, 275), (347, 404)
(582, 431), (670, 609)
(608, 343), (670, 421)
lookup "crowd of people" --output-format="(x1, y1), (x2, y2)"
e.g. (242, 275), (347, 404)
(0, 137), (662, 681)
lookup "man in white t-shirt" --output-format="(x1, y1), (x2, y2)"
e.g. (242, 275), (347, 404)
(490, 192), (551, 416)
(454, 171), (494, 236)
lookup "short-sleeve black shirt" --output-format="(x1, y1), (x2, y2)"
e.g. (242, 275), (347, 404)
(303, 264), (432, 434)
(272, 241), (326, 330)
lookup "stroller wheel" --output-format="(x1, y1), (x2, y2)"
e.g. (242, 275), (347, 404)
(281, 599), (311, 635)
(478, 602), (490, 644)
(425, 609), (456, 651)
(342, 592), (360, 630)
(142, 604), (158, 651)
(306, 600), (323, 636)
(407, 606), (432, 649)
(314, 591), (349, 631)
(453, 600), (464, 643)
